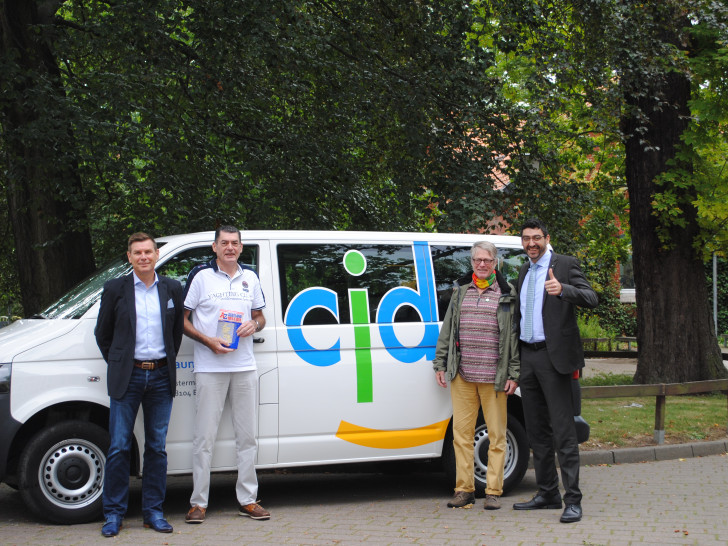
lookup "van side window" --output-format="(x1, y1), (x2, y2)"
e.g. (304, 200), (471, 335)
(278, 244), (419, 325)
(431, 245), (526, 320)
(157, 245), (259, 288)
(498, 248), (527, 284)
(431, 246), (472, 320)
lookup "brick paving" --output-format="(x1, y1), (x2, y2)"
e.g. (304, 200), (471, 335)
(1, 445), (726, 545)
(2, 357), (726, 545)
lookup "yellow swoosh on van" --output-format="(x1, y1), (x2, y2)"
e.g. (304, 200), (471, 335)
(336, 418), (450, 449)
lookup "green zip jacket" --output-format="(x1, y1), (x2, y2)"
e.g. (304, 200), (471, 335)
(432, 270), (520, 390)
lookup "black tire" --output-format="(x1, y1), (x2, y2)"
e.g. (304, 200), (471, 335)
(18, 420), (109, 524)
(444, 413), (529, 496)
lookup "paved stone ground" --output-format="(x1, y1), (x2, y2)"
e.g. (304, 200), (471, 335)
(2, 357), (726, 545)
(1, 448), (727, 545)
(581, 355), (728, 378)
(582, 357), (637, 378)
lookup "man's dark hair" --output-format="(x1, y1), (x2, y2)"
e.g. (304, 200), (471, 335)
(520, 218), (549, 237)
(127, 232), (157, 252)
(214, 225), (242, 243)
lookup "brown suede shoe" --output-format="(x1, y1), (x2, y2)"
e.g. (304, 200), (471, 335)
(484, 495), (501, 510)
(185, 505), (206, 524)
(446, 490), (475, 508)
(239, 503), (271, 520)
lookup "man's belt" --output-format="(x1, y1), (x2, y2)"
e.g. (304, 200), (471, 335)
(520, 341), (547, 351)
(133, 358), (167, 370)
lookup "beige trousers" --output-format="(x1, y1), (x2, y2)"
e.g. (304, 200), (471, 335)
(190, 370), (259, 508)
(450, 374), (508, 496)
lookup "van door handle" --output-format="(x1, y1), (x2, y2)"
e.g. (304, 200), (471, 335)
(253, 337), (265, 343)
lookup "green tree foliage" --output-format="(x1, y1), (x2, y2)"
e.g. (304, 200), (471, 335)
(2, 0), (536, 311)
(653, 15), (728, 257)
(0, 0), (97, 315)
(473, 0), (632, 301)
(3, 0), (727, 386)
(0, 202), (21, 318)
(53, 0), (530, 260)
(486, 0), (728, 382)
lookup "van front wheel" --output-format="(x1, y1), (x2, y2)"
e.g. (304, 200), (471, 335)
(18, 421), (108, 524)
(444, 413), (529, 496)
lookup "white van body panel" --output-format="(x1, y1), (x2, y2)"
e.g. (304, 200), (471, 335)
(5, 230), (524, 475)
(8, 318), (109, 423)
(274, 322), (450, 465)
(0, 319), (82, 362)
(162, 238), (280, 472)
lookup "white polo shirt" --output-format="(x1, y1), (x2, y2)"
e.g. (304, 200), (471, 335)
(184, 259), (266, 373)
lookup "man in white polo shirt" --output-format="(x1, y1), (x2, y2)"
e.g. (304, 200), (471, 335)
(183, 225), (269, 523)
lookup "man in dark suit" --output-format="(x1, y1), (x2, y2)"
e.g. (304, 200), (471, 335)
(95, 232), (184, 537)
(512, 218), (598, 524)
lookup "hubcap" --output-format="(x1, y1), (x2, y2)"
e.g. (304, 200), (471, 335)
(37, 439), (105, 509)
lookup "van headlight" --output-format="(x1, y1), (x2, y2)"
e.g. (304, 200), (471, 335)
(0, 363), (10, 394)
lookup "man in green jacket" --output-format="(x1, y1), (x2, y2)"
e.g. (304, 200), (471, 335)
(433, 241), (520, 511)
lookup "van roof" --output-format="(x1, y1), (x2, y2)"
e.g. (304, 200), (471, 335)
(156, 230), (523, 247)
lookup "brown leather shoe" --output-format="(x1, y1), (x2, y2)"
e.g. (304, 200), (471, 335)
(446, 490), (475, 508)
(484, 494), (501, 510)
(185, 505), (206, 524)
(239, 503), (270, 520)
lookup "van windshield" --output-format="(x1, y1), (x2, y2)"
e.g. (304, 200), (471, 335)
(37, 258), (132, 319)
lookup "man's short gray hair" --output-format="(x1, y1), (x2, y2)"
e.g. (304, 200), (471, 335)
(471, 241), (498, 260)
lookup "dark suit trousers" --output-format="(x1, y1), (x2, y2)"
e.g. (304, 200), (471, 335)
(520, 345), (582, 504)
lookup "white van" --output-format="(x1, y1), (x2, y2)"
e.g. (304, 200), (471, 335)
(0, 230), (587, 523)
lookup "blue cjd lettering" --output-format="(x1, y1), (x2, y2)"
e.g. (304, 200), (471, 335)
(285, 287), (341, 366)
(376, 241), (439, 363)
(285, 241), (439, 368)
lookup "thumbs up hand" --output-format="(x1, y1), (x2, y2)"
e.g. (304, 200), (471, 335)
(544, 267), (562, 296)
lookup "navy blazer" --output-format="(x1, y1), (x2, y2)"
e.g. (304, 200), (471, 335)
(517, 253), (598, 374)
(95, 273), (184, 399)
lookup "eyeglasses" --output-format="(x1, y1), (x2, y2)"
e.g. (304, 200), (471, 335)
(472, 258), (496, 265)
(521, 235), (544, 243)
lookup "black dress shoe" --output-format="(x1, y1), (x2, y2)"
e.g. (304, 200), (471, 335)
(560, 503), (582, 523)
(512, 492), (562, 510)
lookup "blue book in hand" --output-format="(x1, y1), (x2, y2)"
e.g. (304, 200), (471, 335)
(216, 309), (244, 349)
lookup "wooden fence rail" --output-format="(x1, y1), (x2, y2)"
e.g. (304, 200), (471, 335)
(581, 379), (728, 444)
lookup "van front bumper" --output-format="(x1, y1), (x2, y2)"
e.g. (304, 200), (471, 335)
(0, 389), (22, 483)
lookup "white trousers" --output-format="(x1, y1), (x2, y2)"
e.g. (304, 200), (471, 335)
(190, 370), (259, 507)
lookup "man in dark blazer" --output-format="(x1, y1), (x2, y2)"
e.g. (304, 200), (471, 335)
(95, 232), (184, 537)
(512, 218), (598, 524)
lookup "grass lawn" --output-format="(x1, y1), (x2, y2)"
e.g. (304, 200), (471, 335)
(579, 373), (728, 450)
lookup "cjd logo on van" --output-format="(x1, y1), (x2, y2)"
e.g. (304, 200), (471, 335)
(284, 241), (440, 405)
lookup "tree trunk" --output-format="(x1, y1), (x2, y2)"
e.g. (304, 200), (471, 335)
(623, 57), (726, 383)
(1, 1), (96, 315)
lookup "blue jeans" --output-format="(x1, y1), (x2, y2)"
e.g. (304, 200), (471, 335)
(103, 366), (173, 522)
